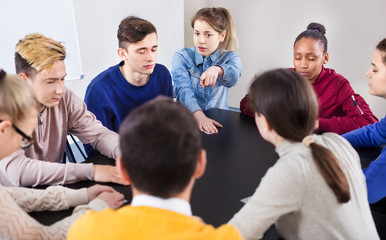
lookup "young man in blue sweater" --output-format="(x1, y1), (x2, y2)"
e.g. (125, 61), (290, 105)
(84, 16), (173, 157)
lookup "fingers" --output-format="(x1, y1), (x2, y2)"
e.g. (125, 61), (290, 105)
(212, 120), (223, 128)
(203, 123), (218, 134)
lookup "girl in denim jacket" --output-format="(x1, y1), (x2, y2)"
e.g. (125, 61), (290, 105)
(172, 7), (242, 134)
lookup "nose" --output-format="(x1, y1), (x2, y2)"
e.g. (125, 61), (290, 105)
(198, 35), (205, 44)
(145, 52), (155, 62)
(365, 68), (371, 78)
(300, 59), (308, 68)
(56, 81), (66, 95)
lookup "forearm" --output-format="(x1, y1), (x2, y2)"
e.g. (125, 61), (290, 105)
(0, 150), (94, 187)
(216, 53), (242, 88)
(4, 186), (87, 212)
(319, 115), (375, 135)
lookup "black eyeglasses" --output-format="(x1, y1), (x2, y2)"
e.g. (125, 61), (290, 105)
(0, 120), (34, 149)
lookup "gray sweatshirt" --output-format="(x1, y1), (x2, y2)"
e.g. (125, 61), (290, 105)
(229, 133), (379, 240)
(0, 89), (120, 187)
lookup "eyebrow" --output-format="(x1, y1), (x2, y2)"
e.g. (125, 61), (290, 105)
(136, 45), (158, 51)
(46, 73), (67, 80)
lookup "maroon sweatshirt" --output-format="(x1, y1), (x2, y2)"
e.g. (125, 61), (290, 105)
(240, 67), (378, 134)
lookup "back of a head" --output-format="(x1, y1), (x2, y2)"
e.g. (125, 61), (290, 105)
(249, 68), (318, 140)
(15, 33), (66, 77)
(249, 69), (350, 203)
(294, 22), (328, 53)
(0, 69), (39, 123)
(119, 96), (200, 199)
(191, 7), (238, 52)
(376, 38), (386, 65)
(117, 16), (157, 49)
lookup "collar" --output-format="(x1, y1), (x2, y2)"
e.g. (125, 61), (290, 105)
(313, 66), (326, 85)
(194, 47), (221, 65)
(131, 194), (192, 216)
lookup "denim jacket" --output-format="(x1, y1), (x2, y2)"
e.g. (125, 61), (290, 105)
(171, 47), (242, 113)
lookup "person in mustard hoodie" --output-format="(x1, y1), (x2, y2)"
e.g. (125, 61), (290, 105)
(68, 96), (244, 240)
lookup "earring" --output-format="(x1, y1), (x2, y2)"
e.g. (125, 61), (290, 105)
(264, 128), (268, 133)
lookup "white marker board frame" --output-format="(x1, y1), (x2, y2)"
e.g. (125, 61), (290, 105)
(0, 0), (83, 80)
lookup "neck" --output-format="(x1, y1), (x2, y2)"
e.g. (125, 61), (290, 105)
(120, 63), (149, 86)
(39, 104), (46, 113)
(132, 178), (195, 202)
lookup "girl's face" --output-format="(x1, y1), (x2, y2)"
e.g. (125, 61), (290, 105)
(366, 49), (386, 99)
(293, 37), (328, 83)
(0, 113), (37, 159)
(193, 20), (226, 57)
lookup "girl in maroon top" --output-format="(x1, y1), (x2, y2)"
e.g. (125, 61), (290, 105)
(240, 23), (378, 134)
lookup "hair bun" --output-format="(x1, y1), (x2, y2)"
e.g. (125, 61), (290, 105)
(0, 69), (6, 80)
(307, 22), (326, 35)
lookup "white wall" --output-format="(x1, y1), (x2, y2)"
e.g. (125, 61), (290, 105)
(65, 0), (184, 99)
(184, 0), (386, 119)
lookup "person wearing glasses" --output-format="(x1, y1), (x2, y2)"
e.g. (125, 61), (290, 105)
(0, 33), (128, 187)
(0, 69), (124, 240)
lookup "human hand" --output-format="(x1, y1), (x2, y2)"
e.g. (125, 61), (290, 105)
(193, 111), (223, 134)
(86, 184), (116, 202)
(200, 66), (223, 88)
(95, 191), (125, 209)
(94, 165), (130, 186)
(314, 119), (319, 130)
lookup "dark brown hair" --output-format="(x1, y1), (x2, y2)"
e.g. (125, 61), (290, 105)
(249, 69), (350, 203)
(294, 22), (328, 53)
(119, 96), (200, 198)
(191, 7), (238, 52)
(117, 16), (157, 49)
(376, 38), (386, 65)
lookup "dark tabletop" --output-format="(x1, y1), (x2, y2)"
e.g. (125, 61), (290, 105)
(29, 108), (385, 239)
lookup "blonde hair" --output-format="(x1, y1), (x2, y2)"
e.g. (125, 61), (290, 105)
(15, 33), (65, 75)
(191, 7), (239, 53)
(0, 69), (39, 123)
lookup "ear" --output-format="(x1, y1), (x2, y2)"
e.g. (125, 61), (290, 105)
(117, 48), (128, 60)
(219, 30), (227, 43)
(193, 149), (207, 179)
(18, 72), (31, 84)
(116, 156), (131, 184)
(0, 120), (12, 135)
(323, 52), (329, 64)
(254, 113), (271, 132)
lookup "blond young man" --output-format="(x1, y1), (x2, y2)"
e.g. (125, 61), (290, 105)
(0, 33), (128, 187)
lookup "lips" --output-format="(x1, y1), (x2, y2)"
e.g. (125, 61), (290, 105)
(198, 47), (206, 52)
(144, 64), (154, 69)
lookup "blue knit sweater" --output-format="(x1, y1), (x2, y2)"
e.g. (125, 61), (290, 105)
(84, 61), (173, 157)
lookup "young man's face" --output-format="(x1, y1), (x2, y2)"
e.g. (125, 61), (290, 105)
(122, 32), (158, 75)
(24, 60), (66, 109)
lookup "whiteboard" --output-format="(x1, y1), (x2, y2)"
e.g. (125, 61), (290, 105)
(0, 0), (83, 80)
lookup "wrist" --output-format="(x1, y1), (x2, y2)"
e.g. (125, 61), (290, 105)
(216, 65), (224, 76)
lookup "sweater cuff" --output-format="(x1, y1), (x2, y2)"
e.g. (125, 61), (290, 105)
(64, 188), (88, 207)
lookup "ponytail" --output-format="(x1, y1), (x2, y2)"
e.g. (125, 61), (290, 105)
(309, 142), (350, 203)
(218, 7), (238, 52)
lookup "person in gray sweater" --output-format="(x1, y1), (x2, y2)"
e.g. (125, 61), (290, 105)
(229, 69), (379, 240)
